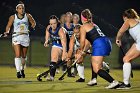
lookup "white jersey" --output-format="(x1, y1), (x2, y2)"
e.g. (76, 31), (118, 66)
(129, 19), (140, 51)
(73, 34), (80, 52)
(12, 13), (30, 47)
(13, 13), (29, 33)
(129, 20), (140, 43)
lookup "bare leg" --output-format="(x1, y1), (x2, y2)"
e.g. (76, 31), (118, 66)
(48, 47), (62, 80)
(121, 44), (140, 87)
(92, 56), (118, 89)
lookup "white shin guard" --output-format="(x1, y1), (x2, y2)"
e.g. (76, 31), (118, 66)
(76, 63), (84, 79)
(15, 58), (22, 72)
(123, 63), (131, 85)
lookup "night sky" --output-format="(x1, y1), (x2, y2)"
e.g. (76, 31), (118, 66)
(0, 0), (139, 37)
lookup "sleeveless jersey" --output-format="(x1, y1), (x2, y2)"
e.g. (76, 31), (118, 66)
(13, 13), (29, 33)
(48, 26), (61, 45)
(129, 20), (140, 43)
(64, 23), (74, 37)
(86, 24), (105, 44)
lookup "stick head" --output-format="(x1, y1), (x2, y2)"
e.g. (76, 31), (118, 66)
(37, 76), (42, 81)
(58, 77), (64, 80)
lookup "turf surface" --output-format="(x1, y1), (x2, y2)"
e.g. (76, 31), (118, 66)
(0, 66), (140, 93)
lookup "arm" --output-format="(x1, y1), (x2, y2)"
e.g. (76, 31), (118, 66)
(59, 28), (67, 53)
(27, 13), (36, 28)
(44, 25), (50, 47)
(5, 15), (14, 34)
(83, 39), (91, 52)
(116, 20), (130, 46)
(67, 35), (75, 58)
(80, 26), (86, 51)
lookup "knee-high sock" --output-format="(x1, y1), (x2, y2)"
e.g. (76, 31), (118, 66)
(15, 58), (22, 72)
(123, 63), (131, 84)
(76, 63), (84, 79)
(98, 69), (114, 83)
(50, 62), (57, 77)
(71, 64), (76, 73)
(91, 64), (97, 80)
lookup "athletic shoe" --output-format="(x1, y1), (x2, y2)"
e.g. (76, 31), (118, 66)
(21, 70), (25, 78)
(76, 78), (85, 82)
(117, 83), (131, 89)
(87, 79), (97, 86)
(17, 72), (22, 78)
(46, 76), (54, 81)
(105, 80), (119, 89)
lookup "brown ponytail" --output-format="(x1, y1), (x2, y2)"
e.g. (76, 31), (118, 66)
(123, 8), (140, 19)
(81, 9), (92, 22)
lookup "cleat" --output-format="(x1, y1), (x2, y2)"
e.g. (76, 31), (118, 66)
(105, 80), (119, 89)
(21, 70), (25, 78)
(117, 83), (131, 89)
(17, 72), (22, 78)
(46, 76), (54, 81)
(76, 78), (85, 82)
(87, 79), (97, 86)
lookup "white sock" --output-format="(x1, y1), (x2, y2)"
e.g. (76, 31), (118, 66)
(71, 67), (75, 73)
(102, 61), (109, 69)
(123, 63), (131, 85)
(15, 58), (22, 72)
(76, 63), (84, 79)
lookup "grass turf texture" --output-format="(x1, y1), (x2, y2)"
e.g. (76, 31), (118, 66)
(0, 66), (140, 93)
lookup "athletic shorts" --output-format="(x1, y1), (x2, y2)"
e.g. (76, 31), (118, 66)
(91, 37), (112, 56)
(52, 42), (62, 49)
(12, 34), (30, 47)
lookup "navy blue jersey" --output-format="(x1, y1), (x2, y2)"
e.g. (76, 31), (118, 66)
(49, 26), (62, 46)
(64, 23), (74, 37)
(86, 24), (105, 44)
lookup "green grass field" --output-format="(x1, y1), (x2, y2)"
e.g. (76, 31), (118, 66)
(0, 66), (140, 93)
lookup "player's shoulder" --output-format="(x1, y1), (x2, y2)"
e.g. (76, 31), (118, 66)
(59, 27), (67, 33)
(46, 25), (51, 31)
(26, 13), (32, 18)
(9, 15), (15, 19)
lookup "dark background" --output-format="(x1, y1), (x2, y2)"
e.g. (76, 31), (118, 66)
(0, 0), (140, 37)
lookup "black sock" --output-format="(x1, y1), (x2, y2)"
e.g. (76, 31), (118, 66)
(67, 66), (72, 75)
(62, 64), (67, 71)
(50, 62), (57, 77)
(91, 64), (97, 79)
(57, 60), (66, 67)
(97, 69), (114, 83)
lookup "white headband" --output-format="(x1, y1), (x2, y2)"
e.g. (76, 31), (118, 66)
(16, 4), (24, 9)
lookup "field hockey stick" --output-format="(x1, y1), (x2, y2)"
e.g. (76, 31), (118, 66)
(37, 57), (75, 81)
(58, 53), (83, 81)
(120, 46), (133, 78)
